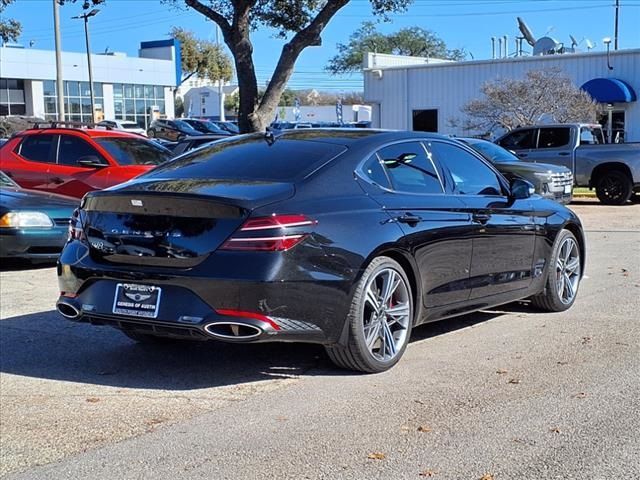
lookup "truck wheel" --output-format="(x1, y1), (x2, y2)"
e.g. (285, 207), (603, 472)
(595, 170), (632, 205)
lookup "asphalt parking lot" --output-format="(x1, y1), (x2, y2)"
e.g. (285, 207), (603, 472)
(1, 199), (639, 480)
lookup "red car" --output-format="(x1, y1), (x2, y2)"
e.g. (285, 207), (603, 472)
(0, 125), (172, 198)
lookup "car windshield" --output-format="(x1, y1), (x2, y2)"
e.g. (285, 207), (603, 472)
(173, 120), (198, 132)
(121, 122), (140, 130)
(0, 170), (19, 188)
(219, 122), (239, 134)
(94, 137), (172, 165)
(463, 139), (520, 164)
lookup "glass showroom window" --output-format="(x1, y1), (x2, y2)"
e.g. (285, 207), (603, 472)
(112, 83), (166, 129)
(43, 80), (104, 123)
(0, 79), (26, 116)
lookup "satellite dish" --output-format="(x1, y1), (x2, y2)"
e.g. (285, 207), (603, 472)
(585, 39), (595, 50)
(517, 17), (536, 46)
(569, 34), (579, 48)
(533, 37), (561, 56)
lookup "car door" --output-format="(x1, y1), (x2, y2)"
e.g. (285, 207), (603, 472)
(5, 134), (59, 191)
(427, 140), (536, 300)
(360, 141), (474, 310)
(51, 134), (110, 197)
(526, 126), (574, 171)
(497, 127), (537, 161)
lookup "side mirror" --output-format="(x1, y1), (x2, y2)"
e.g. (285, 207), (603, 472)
(510, 177), (535, 199)
(77, 155), (107, 168)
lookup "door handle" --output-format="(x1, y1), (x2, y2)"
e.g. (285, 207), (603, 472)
(558, 152), (570, 156)
(396, 214), (421, 226)
(518, 153), (528, 158)
(472, 213), (491, 224)
(51, 177), (64, 185)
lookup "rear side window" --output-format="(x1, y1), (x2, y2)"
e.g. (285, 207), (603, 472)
(18, 135), (57, 163)
(428, 141), (503, 196)
(499, 129), (535, 149)
(58, 135), (106, 166)
(145, 136), (346, 182)
(377, 142), (442, 194)
(362, 154), (391, 189)
(538, 128), (571, 148)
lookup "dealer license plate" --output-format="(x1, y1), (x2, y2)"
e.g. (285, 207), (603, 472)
(112, 283), (162, 318)
(564, 184), (572, 194)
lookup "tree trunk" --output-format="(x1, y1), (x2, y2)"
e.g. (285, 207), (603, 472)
(232, 41), (262, 132)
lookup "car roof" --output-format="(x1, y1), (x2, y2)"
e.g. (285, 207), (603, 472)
(266, 128), (452, 147)
(16, 127), (145, 139)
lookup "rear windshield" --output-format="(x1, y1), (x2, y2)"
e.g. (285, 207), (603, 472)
(95, 137), (172, 166)
(143, 135), (347, 182)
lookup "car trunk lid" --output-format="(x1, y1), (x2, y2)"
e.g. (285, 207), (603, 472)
(81, 179), (294, 267)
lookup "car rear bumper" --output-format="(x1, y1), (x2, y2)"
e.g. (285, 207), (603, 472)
(0, 228), (68, 259)
(56, 241), (355, 345)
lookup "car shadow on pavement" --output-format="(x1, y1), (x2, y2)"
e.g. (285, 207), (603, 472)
(0, 304), (529, 389)
(0, 259), (57, 272)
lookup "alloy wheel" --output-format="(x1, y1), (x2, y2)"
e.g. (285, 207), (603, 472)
(555, 237), (580, 304)
(362, 268), (411, 362)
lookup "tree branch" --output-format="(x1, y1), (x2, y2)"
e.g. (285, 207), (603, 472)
(258, 0), (349, 116)
(184, 0), (231, 35)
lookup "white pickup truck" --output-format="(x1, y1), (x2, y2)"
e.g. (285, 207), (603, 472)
(496, 124), (640, 205)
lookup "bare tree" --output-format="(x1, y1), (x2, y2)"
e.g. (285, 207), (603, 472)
(460, 68), (599, 135)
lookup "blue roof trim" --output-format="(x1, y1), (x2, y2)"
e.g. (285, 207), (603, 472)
(581, 78), (637, 103)
(140, 39), (182, 87)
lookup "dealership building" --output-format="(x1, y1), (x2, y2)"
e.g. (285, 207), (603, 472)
(0, 39), (180, 128)
(363, 49), (639, 142)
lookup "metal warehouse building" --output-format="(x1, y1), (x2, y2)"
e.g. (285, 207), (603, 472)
(363, 49), (639, 142)
(0, 39), (180, 128)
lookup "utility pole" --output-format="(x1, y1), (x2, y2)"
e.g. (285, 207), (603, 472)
(614, 0), (620, 50)
(216, 25), (225, 122)
(72, 9), (99, 123)
(53, 0), (65, 121)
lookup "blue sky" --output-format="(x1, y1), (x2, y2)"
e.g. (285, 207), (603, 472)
(6, 0), (640, 91)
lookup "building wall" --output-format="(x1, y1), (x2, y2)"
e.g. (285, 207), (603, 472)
(364, 49), (640, 141)
(1, 42), (179, 123)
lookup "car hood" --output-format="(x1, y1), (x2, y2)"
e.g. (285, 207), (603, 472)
(0, 187), (78, 217)
(495, 161), (570, 176)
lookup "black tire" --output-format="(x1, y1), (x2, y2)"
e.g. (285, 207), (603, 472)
(530, 229), (581, 312)
(325, 256), (414, 373)
(147, 129), (155, 138)
(121, 330), (179, 344)
(595, 170), (632, 205)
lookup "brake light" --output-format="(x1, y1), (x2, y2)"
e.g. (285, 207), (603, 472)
(220, 214), (316, 252)
(68, 209), (85, 242)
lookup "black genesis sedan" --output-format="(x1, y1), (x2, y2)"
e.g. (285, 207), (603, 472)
(57, 130), (585, 373)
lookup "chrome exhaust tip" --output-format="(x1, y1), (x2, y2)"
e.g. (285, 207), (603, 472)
(204, 321), (263, 340)
(56, 301), (81, 319)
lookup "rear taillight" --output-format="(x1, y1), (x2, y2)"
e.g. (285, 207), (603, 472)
(68, 209), (86, 242)
(220, 214), (316, 252)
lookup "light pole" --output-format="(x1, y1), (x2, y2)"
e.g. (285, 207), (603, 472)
(72, 8), (99, 123)
(53, 0), (65, 121)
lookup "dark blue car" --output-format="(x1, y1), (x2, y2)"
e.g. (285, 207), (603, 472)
(0, 171), (78, 261)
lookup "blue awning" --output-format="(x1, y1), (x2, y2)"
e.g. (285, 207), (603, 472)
(581, 78), (637, 103)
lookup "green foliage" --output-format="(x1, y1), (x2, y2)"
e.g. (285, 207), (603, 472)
(170, 27), (233, 85)
(174, 96), (184, 117)
(169, 0), (413, 132)
(224, 92), (239, 115)
(326, 21), (465, 74)
(0, 0), (21, 44)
